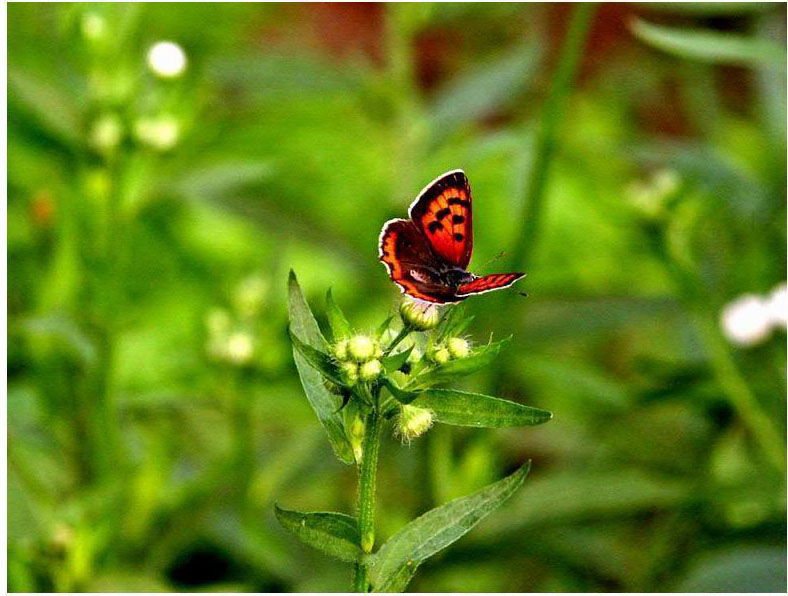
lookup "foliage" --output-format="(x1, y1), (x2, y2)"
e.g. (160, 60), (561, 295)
(8, 2), (786, 592)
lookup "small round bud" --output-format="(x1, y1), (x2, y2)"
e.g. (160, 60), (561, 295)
(333, 339), (349, 361)
(429, 346), (451, 365)
(348, 335), (376, 362)
(89, 113), (123, 153)
(359, 359), (383, 382)
(346, 410), (366, 463)
(339, 361), (359, 386)
(399, 298), (440, 331)
(447, 337), (470, 359)
(133, 115), (180, 151)
(226, 332), (254, 364)
(396, 404), (434, 442)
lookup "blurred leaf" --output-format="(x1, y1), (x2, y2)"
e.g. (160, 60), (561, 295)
(676, 546), (787, 592)
(382, 346), (413, 374)
(414, 389), (552, 427)
(288, 271), (354, 464)
(274, 506), (361, 563)
(370, 463), (531, 592)
(429, 43), (541, 136)
(170, 161), (275, 202)
(417, 338), (511, 386)
(325, 288), (353, 340)
(631, 18), (783, 66)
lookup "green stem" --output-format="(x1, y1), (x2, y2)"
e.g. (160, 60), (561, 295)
(353, 407), (383, 592)
(384, 326), (411, 357)
(509, 3), (596, 271)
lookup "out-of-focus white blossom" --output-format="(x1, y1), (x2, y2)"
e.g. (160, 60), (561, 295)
(234, 276), (268, 318)
(225, 332), (254, 364)
(720, 294), (774, 347)
(205, 308), (231, 335)
(133, 115), (179, 151)
(89, 113), (123, 152)
(766, 283), (787, 327)
(147, 41), (187, 78)
(81, 13), (107, 42)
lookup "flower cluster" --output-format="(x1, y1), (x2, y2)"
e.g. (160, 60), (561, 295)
(333, 335), (384, 386)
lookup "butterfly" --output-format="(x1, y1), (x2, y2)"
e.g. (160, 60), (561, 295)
(379, 169), (525, 304)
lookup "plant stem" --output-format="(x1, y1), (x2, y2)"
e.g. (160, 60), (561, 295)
(353, 407), (383, 592)
(509, 3), (596, 271)
(384, 326), (411, 357)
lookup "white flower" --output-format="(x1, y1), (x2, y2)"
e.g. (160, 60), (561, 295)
(81, 13), (107, 42)
(226, 332), (254, 364)
(133, 115), (179, 151)
(147, 41), (187, 78)
(89, 113), (123, 152)
(720, 294), (773, 347)
(766, 283), (787, 328)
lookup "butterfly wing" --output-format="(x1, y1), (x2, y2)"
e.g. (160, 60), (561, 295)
(408, 170), (473, 270)
(379, 218), (464, 303)
(456, 273), (525, 297)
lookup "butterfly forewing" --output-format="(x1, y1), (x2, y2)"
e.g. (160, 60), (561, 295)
(456, 273), (525, 296)
(408, 170), (473, 269)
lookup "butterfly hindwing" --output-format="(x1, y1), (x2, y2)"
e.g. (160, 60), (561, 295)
(456, 273), (525, 297)
(408, 170), (473, 270)
(379, 219), (462, 303)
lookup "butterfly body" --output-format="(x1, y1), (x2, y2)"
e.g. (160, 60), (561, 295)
(379, 170), (525, 304)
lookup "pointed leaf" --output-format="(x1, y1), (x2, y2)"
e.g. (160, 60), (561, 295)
(274, 505), (361, 562)
(376, 315), (394, 339)
(326, 288), (353, 340)
(418, 338), (510, 386)
(289, 328), (345, 386)
(382, 346), (413, 374)
(414, 389), (552, 427)
(287, 271), (354, 464)
(370, 463), (531, 592)
(436, 304), (467, 342)
(631, 18), (783, 66)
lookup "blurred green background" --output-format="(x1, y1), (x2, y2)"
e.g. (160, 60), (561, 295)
(8, 2), (787, 592)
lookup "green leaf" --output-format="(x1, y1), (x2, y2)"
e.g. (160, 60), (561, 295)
(381, 346), (413, 374)
(376, 315), (394, 339)
(325, 288), (353, 340)
(289, 328), (345, 387)
(381, 377), (421, 405)
(630, 18), (783, 66)
(414, 389), (552, 427)
(370, 463), (531, 592)
(287, 271), (354, 464)
(274, 505), (361, 562)
(418, 338), (510, 386)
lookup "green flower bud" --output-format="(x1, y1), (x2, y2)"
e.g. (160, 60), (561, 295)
(133, 115), (180, 151)
(447, 337), (470, 359)
(346, 410), (366, 463)
(429, 345), (451, 365)
(396, 404), (434, 442)
(340, 361), (359, 386)
(89, 113), (123, 153)
(348, 335), (376, 362)
(333, 339), (349, 361)
(359, 359), (383, 382)
(399, 298), (440, 331)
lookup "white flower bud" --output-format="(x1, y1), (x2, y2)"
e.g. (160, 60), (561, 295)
(133, 115), (179, 151)
(89, 113), (123, 152)
(396, 404), (434, 442)
(429, 346), (451, 365)
(446, 337), (470, 359)
(348, 335), (376, 362)
(359, 359), (382, 382)
(333, 339), (349, 361)
(225, 332), (254, 364)
(720, 294), (772, 347)
(400, 298), (440, 331)
(147, 41), (187, 79)
(339, 361), (359, 386)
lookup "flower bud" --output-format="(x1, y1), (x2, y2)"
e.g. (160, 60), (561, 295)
(346, 409), (366, 463)
(226, 332), (254, 365)
(333, 339), (349, 361)
(399, 298), (440, 331)
(428, 345), (451, 365)
(339, 361), (359, 386)
(447, 337), (470, 359)
(396, 404), (434, 442)
(348, 335), (376, 362)
(133, 115), (179, 151)
(89, 113), (123, 153)
(359, 359), (382, 382)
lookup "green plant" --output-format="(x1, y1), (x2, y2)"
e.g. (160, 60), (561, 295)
(279, 272), (552, 592)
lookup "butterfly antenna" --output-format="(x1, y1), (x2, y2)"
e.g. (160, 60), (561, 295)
(480, 250), (507, 270)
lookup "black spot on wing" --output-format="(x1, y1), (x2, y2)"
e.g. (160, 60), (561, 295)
(452, 214), (465, 224)
(436, 207), (451, 220)
(454, 233), (464, 242)
(448, 198), (470, 207)
(428, 221), (443, 234)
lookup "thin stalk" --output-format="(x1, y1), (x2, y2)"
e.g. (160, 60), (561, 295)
(353, 407), (383, 592)
(384, 326), (411, 357)
(509, 3), (596, 271)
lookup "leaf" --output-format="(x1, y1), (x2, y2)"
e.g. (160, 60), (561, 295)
(418, 338), (510, 386)
(369, 463), (531, 592)
(274, 505), (361, 563)
(414, 389), (552, 427)
(287, 271), (354, 464)
(630, 18), (783, 66)
(382, 346), (413, 374)
(376, 315), (394, 339)
(381, 377), (421, 405)
(675, 546), (787, 593)
(325, 288), (353, 340)
(289, 328), (345, 387)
